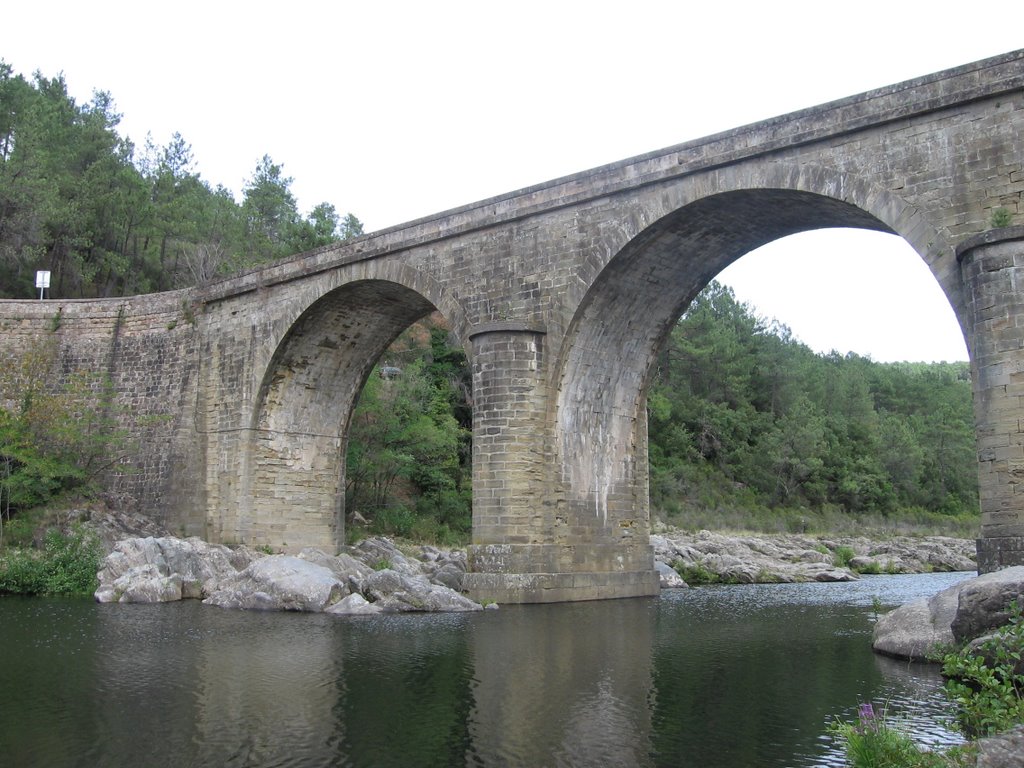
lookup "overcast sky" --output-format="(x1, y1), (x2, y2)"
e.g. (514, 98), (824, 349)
(3, 2), (1019, 362)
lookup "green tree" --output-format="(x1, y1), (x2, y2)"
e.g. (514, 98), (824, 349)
(345, 318), (471, 541)
(290, 204), (365, 252)
(241, 154), (299, 263)
(0, 338), (124, 537)
(647, 280), (977, 528)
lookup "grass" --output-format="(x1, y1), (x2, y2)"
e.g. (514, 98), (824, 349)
(656, 504), (978, 539)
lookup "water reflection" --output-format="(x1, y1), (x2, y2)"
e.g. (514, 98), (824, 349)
(469, 598), (656, 766)
(0, 572), (973, 767)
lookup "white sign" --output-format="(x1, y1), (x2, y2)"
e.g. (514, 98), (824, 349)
(35, 270), (51, 289)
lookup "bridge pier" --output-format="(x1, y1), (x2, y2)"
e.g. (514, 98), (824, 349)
(960, 227), (1024, 572)
(460, 322), (659, 602)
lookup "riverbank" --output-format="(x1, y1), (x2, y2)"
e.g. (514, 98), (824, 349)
(2, 505), (979, 600)
(651, 527), (976, 586)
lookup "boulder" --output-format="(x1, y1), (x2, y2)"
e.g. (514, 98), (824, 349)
(204, 556), (346, 612)
(326, 593), (383, 616)
(950, 566), (1024, 642)
(873, 567), (1024, 660)
(975, 725), (1024, 768)
(96, 563), (183, 604)
(95, 536), (239, 602)
(872, 585), (961, 660)
(655, 561), (688, 589)
(95, 534), (487, 614)
(425, 562), (466, 592)
(362, 568), (482, 612)
(649, 530), (976, 585)
(298, 547), (374, 582)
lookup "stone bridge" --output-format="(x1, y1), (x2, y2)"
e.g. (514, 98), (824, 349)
(2, 51), (1023, 602)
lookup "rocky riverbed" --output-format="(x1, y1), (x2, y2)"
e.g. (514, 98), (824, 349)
(95, 535), (485, 614)
(92, 522), (978, 613)
(80, 503), (979, 610)
(650, 528), (977, 587)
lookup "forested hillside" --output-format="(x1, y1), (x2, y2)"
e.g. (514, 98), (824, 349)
(648, 283), (977, 532)
(0, 63), (361, 299)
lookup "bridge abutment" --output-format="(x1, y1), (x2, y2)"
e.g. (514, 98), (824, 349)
(959, 227), (1024, 572)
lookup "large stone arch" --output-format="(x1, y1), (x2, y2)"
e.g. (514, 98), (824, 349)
(227, 276), (460, 551)
(550, 169), (953, 565)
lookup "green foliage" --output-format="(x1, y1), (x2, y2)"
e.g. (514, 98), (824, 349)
(833, 546), (857, 568)
(828, 702), (975, 767)
(0, 338), (125, 542)
(942, 601), (1024, 737)
(649, 282), (977, 531)
(0, 526), (101, 596)
(0, 60), (363, 297)
(370, 506), (416, 538)
(672, 560), (719, 585)
(346, 316), (472, 544)
(831, 605), (1023, 766)
(829, 703), (939, 767)
(990, 207), (1013, 228)
(854, 560), (883, 575)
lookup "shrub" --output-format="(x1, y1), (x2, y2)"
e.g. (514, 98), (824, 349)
(833, 546), (856, 568)
(0, 526), (101, 596)
(854, 560), (882, 575)
(370, 506), (416, 538)
(0, 548), (48, 594)
(672, 560), (718, 585)
(942, 600), (1024, 737)
(990, 207), (1013, 228)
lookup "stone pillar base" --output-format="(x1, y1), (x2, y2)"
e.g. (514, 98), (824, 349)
(464, 543), (659, 603)
(976, 536), (1024, 573)
(463, 569), (660, 604)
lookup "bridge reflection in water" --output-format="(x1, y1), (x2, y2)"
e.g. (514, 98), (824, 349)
(0, 573), (969, 767)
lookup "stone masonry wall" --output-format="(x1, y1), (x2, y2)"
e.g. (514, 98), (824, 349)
(0, 291), (203, 532)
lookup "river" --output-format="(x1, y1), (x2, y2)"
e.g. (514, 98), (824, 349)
(0, 571), (971, 767)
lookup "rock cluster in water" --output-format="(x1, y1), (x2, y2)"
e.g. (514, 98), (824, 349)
(650, 529), (976, 586)
(94, 536), (484, 614)
(872, 565), (1024, 661)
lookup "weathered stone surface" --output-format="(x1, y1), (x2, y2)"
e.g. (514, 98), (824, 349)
(298, 547), (373, 582)
(974, 725), (1024, 768)
(873, 566), (1024, 660)
(350, 537), (426, 578)
(96, 564), (183, 604)
(362, 569), (482, 612)
(325, 593), (383, 616)
(653, 531), (847, 583)
(95, 536), (240, 602)
(950, 566), (1024, 642)
(204, 556), (345, 612)
(96, 535), (484, 613)
(73, 506), (173, 554)
(655, 561), (688, 589)
(858, 537), (977, 573)
(872, 586), (961, 660)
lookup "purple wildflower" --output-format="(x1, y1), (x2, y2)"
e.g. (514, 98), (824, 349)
(857, 702), (878, 733)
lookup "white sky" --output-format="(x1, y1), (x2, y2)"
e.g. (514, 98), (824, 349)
(3, 1), (1019, 362)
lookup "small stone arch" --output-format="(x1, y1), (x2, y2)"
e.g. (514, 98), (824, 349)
(231, 276), (463, 551)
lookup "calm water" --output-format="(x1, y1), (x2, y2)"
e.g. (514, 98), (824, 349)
(0, 572), (971, 767)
